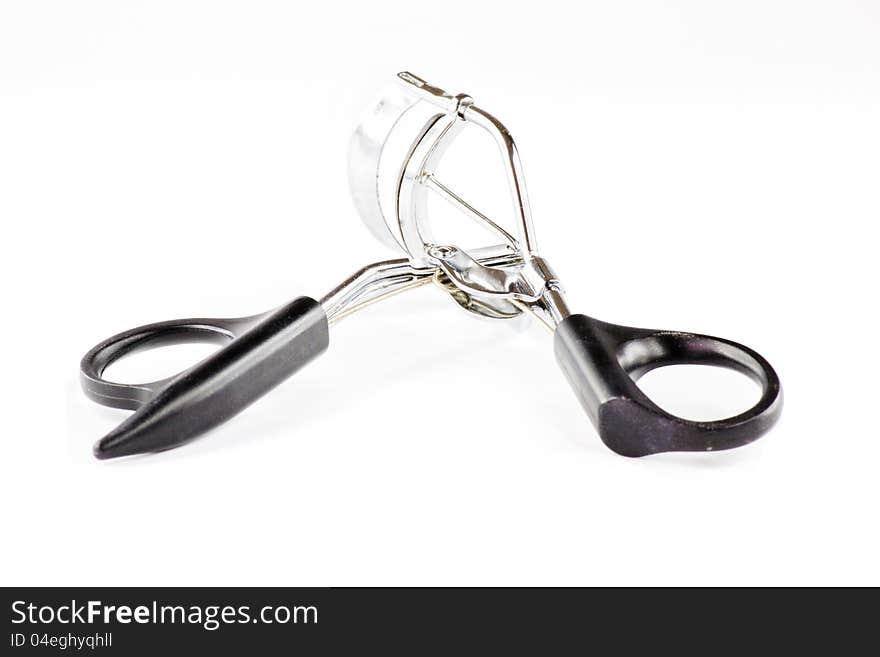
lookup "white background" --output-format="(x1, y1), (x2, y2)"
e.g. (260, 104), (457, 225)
(2, 1), (878, 586)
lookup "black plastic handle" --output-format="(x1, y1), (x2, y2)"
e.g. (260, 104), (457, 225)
(80, 296), (329, 459)
(554, 314), (782, 457)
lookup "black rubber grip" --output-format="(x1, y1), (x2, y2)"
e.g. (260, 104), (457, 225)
(553, 314), (782, 457)
(88, 297), (329, 459)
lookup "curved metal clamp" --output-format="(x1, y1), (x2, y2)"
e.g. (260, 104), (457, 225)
(349, 72), (566, 322)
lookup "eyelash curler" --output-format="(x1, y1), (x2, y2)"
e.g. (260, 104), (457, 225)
(80, 72), (782, 460)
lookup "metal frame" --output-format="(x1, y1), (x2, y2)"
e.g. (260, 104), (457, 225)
(338, 71), (571, 328)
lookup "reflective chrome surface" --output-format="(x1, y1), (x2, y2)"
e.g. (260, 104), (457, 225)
(340, 71), (570, 326)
